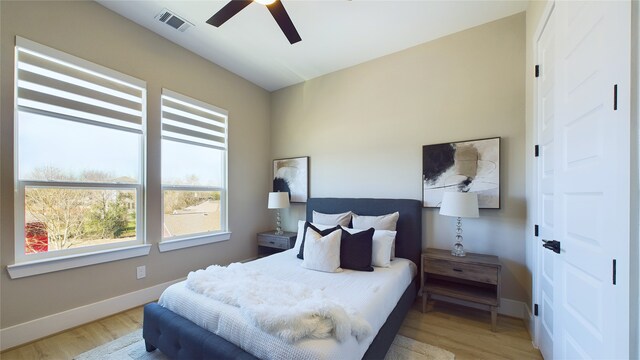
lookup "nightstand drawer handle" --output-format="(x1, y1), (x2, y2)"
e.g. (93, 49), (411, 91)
(269, 241), (275, 244)
(453, 268), (463, 272)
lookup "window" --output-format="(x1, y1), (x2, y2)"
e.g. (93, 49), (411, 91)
(161, 89), (228, 246)
(14, 37), (146, 264)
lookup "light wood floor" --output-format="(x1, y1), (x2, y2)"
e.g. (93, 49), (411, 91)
(1, 307), (143, 360)
(1, 299), (542, 359)
(403, 300), (542, 360)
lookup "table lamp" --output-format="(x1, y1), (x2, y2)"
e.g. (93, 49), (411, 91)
(439, 192), (479, 257)
(268, 192), (290, 235)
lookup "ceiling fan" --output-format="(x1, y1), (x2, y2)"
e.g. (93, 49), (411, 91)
(206, 0), (302, 44)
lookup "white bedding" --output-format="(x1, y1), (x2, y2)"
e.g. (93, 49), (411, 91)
(158, 249), (417, 360)
(185, 262), (372, 342)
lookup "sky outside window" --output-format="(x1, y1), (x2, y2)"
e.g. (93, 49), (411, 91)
(162, 139), (223, 186)
(18, 111), (140, 182)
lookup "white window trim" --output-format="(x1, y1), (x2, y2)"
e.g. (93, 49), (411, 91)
(158, 231), (231, 252)
(160, 88), (229, 248)
(7, 244), (151, 279)
(13, 36), (148, 267)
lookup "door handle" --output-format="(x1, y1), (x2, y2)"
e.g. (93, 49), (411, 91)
(542, 239), (561, 254)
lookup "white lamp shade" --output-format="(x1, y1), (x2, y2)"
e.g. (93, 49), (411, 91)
(439, 192), (479, 218)
(268, 192), (290, 209)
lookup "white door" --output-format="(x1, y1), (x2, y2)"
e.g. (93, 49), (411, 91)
(553, 1), (630, 358)
(535, 6), (556, 360)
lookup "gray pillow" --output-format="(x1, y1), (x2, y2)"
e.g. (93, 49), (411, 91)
(352, 212), (399, 231)
(312, 210), (352, 226)
(352, 212), (399, 259)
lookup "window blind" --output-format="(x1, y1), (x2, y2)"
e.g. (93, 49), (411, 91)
(15, 37), (145, 132)
(161, 89), (227, 150)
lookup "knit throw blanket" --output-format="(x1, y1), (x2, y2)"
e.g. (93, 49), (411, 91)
(185, 263), (371, 343)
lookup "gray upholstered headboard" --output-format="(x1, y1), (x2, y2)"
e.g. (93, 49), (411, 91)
(306, 198), (423, 269)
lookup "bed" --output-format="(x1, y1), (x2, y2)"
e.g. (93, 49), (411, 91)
(143, 197), (422, 359)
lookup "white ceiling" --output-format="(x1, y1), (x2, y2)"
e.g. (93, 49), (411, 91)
(97, 0), (529, 91)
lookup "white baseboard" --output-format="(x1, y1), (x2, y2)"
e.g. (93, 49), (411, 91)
(431, 294), (526, 319)
(0, 278), (184, 351)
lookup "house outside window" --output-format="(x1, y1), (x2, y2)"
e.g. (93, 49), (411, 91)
(13, 37), (146, 263)
(160, 89), (228, 244)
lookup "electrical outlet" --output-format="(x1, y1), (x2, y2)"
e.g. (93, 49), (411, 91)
(136, 265), (146, 279)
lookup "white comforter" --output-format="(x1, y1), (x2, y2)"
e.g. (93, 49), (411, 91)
(159, 249), (416, 360)
(186, 262), (371, 343)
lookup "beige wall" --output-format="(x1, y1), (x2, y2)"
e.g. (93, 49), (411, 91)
(0, 1), (272, 328)
(271, 13), (528, 302)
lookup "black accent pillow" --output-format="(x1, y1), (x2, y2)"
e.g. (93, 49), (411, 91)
(297, 222), (341, 260)
(339, 226), (374, 272)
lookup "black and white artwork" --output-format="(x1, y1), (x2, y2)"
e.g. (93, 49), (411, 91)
(422, 137), (500, 208)
(273, 156), (308, 203)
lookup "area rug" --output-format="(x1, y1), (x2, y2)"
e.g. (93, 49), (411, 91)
(74, 329), (455, 360)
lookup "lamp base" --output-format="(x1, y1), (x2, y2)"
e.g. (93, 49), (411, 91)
(274, 209), (283, 235)
(451, 242), (466, 257)
(451, 216), (466, 256)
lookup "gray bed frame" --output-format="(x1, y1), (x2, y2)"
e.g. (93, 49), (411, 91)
(143, 197), (422, 359)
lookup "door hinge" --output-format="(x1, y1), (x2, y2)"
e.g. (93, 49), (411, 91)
(613, 84), (618, 111)
(535, 65), (540, 78)
(534, 225), (539, 237)
(613, 259), (617, 285)
(534, 304), (539, 316)
(535, 145), (539, 157)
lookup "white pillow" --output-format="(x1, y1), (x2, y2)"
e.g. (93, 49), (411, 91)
(292, 220), (335, 253)
(352, 212), (399, 230)
(352, 212), (399, 259)
(312, 210), (352, 227)
(342, 227), (397, 268)
(301, 228), (342, 273)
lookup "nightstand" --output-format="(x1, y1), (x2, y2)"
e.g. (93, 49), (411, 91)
(257, 231), (296, 257)
(421, 248), (501, 331)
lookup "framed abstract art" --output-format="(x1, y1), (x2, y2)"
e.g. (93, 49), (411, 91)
(422, 137), (500, 209)
(273, 156), (309, 203)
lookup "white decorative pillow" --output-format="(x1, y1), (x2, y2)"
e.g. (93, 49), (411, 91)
(352, 212), (399, 259)
(342, 227), (397, 268)
(352, 212), (399, 230)
(301, 227), (343, 273)
(312, 211), (352, 227)
(293, 220), (335, 253)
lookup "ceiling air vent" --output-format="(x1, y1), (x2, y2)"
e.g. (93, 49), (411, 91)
(155, 8), (193, 32)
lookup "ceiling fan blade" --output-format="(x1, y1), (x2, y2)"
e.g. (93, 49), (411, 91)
(266, 0), (302, 44)
(206, 0), (253, 27)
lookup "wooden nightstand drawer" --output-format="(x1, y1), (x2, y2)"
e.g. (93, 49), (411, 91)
(257, 231), (296, 257)
(257, 234), (290, 249)
(422, 248), (501, 331)
(425, 259), (498, 285)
